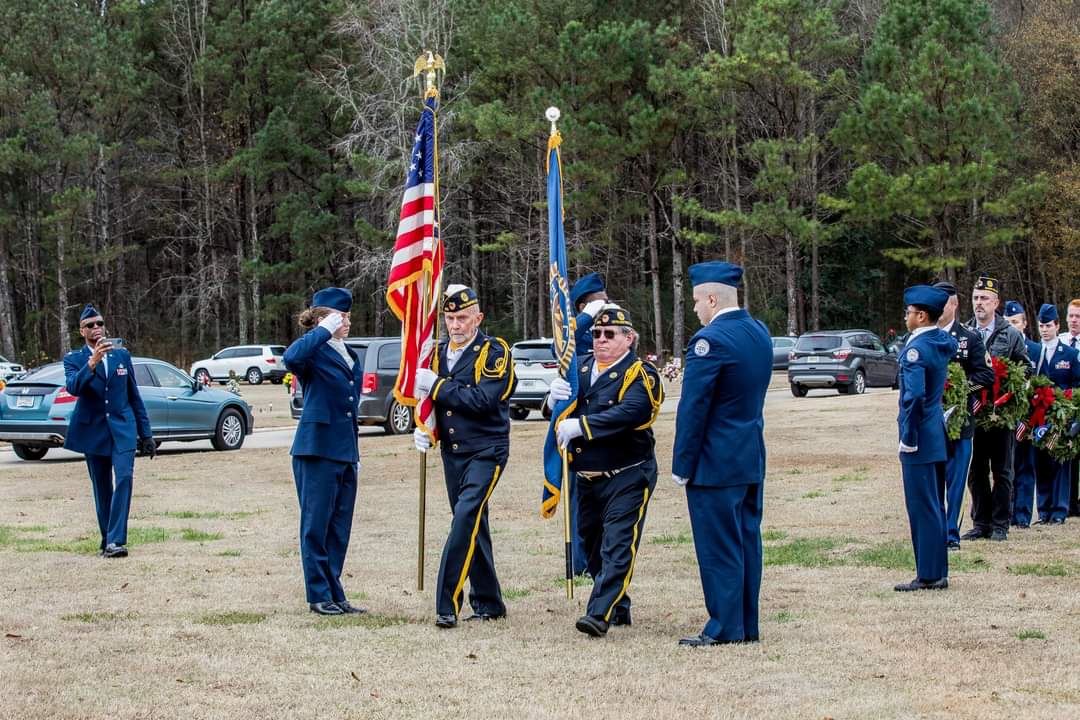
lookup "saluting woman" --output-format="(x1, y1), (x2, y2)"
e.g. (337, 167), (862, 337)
(283, 287), (367, 616)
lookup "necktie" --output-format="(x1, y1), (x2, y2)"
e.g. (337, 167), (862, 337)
(1071, 337), (1077, 349)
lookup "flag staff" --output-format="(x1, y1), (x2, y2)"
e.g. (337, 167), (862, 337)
(412, 50), (445, 592)
(546, 105), (574, 600)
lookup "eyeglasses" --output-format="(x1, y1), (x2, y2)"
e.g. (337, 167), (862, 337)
(81, 321), (105, 329)
(591, 329), (621, 340)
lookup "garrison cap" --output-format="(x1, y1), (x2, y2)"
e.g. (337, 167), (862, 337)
(570, 273), (605, 307)
(80, 304), (102, 322)
(443, 285), (478, 312)
(594, 304), (633, 328)
(312, 287), (352, 312)
(903, 285), (948, 315)
(1004, 300), (1025, 317)
(1038, 303), (1059, 324)
(932, 281), (958, 297)
(974, 275), (1000, 296)
(689, 261), (743, 289)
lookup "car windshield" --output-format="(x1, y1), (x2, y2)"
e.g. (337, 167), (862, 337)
(0, 355), (8, 363)
(513, 345), (555, 362)
(795, 335), (842, 352)
(10, 363), (64, 384)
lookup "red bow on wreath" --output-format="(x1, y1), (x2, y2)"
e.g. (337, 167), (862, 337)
(1028, 386), (1057, 429)
(978, 357), (1010, 411)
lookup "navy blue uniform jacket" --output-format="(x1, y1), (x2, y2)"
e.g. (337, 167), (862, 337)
(672, 309), (772, 486)
(64, 346), (152, 456)
(1033, 342), (1080, 390)
(566, 352), (662, 472)
(898, 328), (957, 465)
(284, 328), (363, 464)
(430, 331), (516, 454)
(943, 320), (994, 440)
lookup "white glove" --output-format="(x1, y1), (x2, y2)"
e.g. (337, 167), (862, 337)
(583, 299), (606, 318)
(413, 428), (432, 452)
(556, 418), (583, 448)
(672, 474), (689, 487)
(547, 377), (572, 407)
(899, 442), (918, 454)
(415, 368), (437, 395)
(318, 312), (344, 334)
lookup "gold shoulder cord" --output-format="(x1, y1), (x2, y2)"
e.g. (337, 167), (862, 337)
(617, 360), (663, 430)
(476, 338), (515, 401)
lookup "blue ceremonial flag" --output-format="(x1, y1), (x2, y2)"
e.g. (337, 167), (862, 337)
(541, 128), (578, 519)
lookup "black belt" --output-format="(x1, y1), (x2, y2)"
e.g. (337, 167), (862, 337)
(577, 460), (646, 480)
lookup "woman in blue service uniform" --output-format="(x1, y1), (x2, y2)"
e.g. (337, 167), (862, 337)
(284, 287), (367, 616)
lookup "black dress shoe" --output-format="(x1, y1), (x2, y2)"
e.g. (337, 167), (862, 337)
(336, 600), (367, 615)
(610, 611), (632, 627)
(309, 602), (343, 616)
(102, 543), (128, 558)
(678, 633), (729, 647)
(894, 578), (948, 592)
(435, 614), (457, 628)
(575, 615), (609, 637)
(463, 612), (505, 622)
(1033, 519), (1049, 525)
(947, 540), (961, 551)
(1012, 522), (1030, 529)
(1050, 518), (1066, 525)
(989, 528), (1007, 541)
(960, 528), (987, 541)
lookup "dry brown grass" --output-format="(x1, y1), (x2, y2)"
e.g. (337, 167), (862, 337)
(2, 387), (1078, 719)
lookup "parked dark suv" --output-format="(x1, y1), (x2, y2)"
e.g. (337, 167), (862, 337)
(289, 337), (414, 435)
(787, 330), (898, 397)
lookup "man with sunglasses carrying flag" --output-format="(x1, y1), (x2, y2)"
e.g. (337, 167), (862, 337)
(63, 304), (154, 558)
(548, 305), (663, 638)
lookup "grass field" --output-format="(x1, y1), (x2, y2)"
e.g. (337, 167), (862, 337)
(2, 386), (1078, 719)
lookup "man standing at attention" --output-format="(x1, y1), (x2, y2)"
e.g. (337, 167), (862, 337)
(895, 286), (957, 592)
(964, 275), (1029, 542)
(414, 285), (517, 629)
(672, 261), (772, 647)
(1057, 299), (1080, 518)
(64, 304), (155, 558)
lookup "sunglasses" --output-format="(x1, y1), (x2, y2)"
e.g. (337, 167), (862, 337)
(591, 328), (622, 340)
(81, 321), (105, 329)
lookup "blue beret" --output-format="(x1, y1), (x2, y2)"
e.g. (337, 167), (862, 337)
(443, 286), (478, 312)
(570, 273), (605, 307)
(1038, 303), (1058, 323)
(689, 261), (743, 288)
(311, 287), (352, 312)
(903, 285), (948, 314)
(79, 304), (101, 322)
(1003, 300), (1025, 317)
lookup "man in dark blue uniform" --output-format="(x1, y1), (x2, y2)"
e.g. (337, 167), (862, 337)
(284, 287), (366, 616)
(895, 286), (957, 592)
(64, 304), (154, 558)
(569, 272), (608, 358)
(566, 272), (608, 574)
(414, 285), (517, 628)
(933, 281), (994, 550)
(672, 261), (772, 647)
(965, 275), (1030, 542)
(1031, 303), (1080, 524)
(1004, 300), (1041, 528)
(547, 305), (663, 638)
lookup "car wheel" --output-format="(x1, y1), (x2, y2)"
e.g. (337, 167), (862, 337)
(246, 367), (263, 385)
(193, 368), (211, 385)
(383, 399), (414, 435)
(211, 408), (246, 451)
(510, 406), (530, 421)
(790, 383), (807, 398)
(12, 444), (48, 461)
(850, 370), (866, 395)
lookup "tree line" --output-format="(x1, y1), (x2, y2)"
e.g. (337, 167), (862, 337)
(1, 0), (1077, 369)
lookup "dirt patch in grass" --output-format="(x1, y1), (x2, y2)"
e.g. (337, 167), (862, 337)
(1, 388), (1078, 719)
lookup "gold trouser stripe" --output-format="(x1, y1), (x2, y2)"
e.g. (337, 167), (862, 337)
(451, 464), (502, 615)
(604, 486), (650, 622)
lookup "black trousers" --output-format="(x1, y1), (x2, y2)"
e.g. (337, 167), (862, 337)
(577, 458), (657, 622)
(968, 427), (1015, 533)
(1070, 460), (1079, 517)
(436, 445), (507, 618)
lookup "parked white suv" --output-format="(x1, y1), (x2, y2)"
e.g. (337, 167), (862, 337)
(508, 339), (559, 420)
(0, 354), (25, 381)
(190, 345), (287, 385)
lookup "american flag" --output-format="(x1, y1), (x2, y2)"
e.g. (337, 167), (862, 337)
(387, 96), (443, 439)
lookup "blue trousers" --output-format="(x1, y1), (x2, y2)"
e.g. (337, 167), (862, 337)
(437, 446), (507, 618)
(902, 461), (948, 582)
(292, 456), (357, 604)
(943, 438), (973, 544)
(85, 450), (136, 550)
(1011, 440), (1036, 526)
(577, 459), (657, 622)
(686, 482), (763, 642)
(1035, 449), (1070, 523)
(570, 490), (588, 575)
